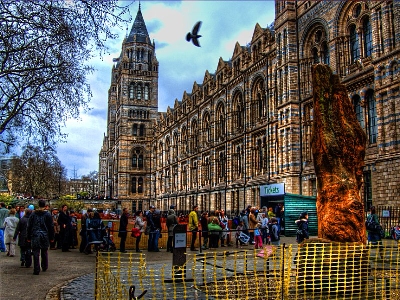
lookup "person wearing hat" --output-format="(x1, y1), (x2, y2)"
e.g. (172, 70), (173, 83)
(188, 205), (199, 251)
(170, 205), (176, 210)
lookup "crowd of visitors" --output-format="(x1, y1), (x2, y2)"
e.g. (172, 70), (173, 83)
(1, 199), (315, 275)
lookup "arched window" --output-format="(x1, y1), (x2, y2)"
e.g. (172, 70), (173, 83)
(137, 84), (142, 99)
(191, 119), (198, 151)
(366, 90), (377, 144)
(352, 95), (364, 129)
(363, 17), (372, 57)
(132, 148), (144, 169)
(233, 92), (244, 130)
(257, 139), (263, 171)
(129, 84), (134, 99)
(138, 155), (143, 169)
(252, 79), (265, 123)
(144, 85), (149, 100)
(237, 146), (242, 175)
(133, 124), (137, 136)
(350, 24), (360, 63)
(138, 177), (143, 193)
(165, 137), (171, 162)
(322, 42), (329, 65)
(203, 112), (211, 144)
(312, 48), (319, 64)
(139, 124), (145, 136)
(131, 177), (137, 193)
(218, 152), (225, 179)
(181, 127), (188, 154)
(132, 154), (137, 167)
(216, 103), (225, 140)
(136, 48), (141, 61)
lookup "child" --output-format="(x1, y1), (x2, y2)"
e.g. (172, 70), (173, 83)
(254, 223), (263, 249)
(235, 221), (245, 248)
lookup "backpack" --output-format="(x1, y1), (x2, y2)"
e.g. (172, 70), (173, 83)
(232, 216), (240, 227)
(269, 223), (279, 241)
(365, 215), (379, 232)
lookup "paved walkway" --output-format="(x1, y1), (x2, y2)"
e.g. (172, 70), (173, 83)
(0, 236), (298, 300)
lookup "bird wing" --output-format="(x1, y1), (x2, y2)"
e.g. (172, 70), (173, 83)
(192, 21), (202, 35)
(192, 37), (200, 47)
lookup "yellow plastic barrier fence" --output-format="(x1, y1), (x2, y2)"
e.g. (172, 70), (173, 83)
(95, 240), (400, 300)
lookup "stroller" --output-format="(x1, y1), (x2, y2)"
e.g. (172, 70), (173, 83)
(390, 225), (400, 241)
(98, 234), (116, 252)
(85, 214), (116, 253)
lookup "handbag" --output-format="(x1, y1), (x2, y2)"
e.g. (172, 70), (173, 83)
(131, 227), (141, 238)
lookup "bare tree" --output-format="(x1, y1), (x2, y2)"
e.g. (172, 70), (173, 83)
(0, 0), (131, 150)
(10, 145), (66, 199)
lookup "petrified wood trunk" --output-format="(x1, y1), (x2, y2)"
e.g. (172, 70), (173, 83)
(311, 64), (367, 243)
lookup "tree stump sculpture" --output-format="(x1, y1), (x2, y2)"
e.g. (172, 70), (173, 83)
(295, 64), (369, 298)
(311, 64), (367, 243)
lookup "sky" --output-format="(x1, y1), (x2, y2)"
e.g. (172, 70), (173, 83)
(56, 0), (275, 179)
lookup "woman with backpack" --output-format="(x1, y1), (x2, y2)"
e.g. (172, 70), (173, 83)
(366, 206), (384, 259)
(366, 206), (382, 245)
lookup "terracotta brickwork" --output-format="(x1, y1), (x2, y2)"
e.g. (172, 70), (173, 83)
(100, 1), (400, 214)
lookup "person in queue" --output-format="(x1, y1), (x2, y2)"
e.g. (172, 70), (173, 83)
(188, 204), (199, 251)
(166, 206), (178, 253)
(133, 210), (146, 253)
(27, 199), (54, 275)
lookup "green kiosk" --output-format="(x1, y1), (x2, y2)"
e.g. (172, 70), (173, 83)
(260, 183), (318, 237)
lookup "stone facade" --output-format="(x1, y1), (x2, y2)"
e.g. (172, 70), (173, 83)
(100, 1), (400, 214)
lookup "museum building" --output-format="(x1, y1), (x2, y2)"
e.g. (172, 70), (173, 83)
(99, 1), (400, 215)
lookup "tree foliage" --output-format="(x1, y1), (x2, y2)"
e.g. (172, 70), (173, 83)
(0, 0), (131, 150)
(10, 145), (65, 199)
(54, 198), (85, 213)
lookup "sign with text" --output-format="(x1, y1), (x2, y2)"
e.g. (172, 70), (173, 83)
(260, 183), (285, 197)
(174, 233), (186, 248)
(172, 224), (187, 269)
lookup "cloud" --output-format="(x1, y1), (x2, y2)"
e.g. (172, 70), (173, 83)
(58, 1), (275, 179)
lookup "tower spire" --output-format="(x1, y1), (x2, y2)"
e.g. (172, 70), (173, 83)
(126, 2), (150, 44)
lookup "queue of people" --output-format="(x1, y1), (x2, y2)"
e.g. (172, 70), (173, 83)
(1, 201), (311, 259)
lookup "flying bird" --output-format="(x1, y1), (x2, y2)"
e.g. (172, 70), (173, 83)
(186, 21), (202, 47)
